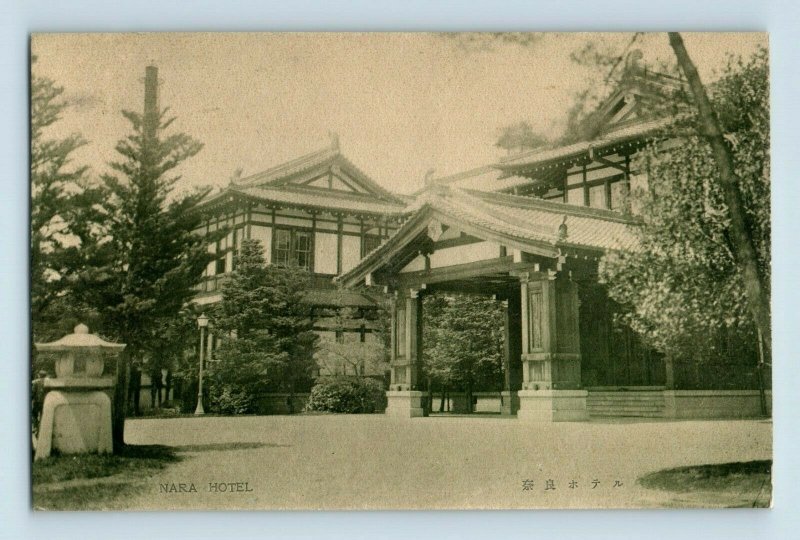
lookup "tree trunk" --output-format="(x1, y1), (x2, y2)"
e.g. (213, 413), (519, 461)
(112, 350), (130, 452)
(439, 389), (445, 413)
(668, 32), (772, 358)
(427, 376), (433, 413)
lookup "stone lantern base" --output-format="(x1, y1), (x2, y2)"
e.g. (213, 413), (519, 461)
(35, 387), (113, 460)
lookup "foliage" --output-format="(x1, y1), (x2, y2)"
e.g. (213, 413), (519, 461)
(422, 293), (505, 396)
(207, 239), (318, 413)
(30, 58), (106, 331)
(304, 376), (386, 414)
(563, 37), (684, 143)
(32, 444), (179, 510)
(63, 83), (211, 447)
(73, 100), (212, 358)
(495, 121), (549, 154)
(599, 48), (769, 364)
(314, 303), (391, 378)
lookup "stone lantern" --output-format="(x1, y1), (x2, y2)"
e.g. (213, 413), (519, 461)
(34, 324), (126, 460)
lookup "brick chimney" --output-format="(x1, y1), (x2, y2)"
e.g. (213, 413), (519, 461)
(143, 65), (159, 142)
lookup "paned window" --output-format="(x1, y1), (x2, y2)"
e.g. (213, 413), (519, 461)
(272, 228), (313, 271)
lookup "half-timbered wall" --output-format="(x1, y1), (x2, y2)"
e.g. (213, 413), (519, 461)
(198, 203), (398, 281)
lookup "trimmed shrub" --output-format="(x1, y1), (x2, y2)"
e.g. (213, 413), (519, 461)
(209, 384), (255, 415)
(305, 376), (386, 414)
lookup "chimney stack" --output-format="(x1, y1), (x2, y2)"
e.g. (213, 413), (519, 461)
(143, 65), (159, 142)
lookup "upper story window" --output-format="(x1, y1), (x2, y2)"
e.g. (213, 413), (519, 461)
(273, 227), (313, 272)
(564, 172), (628, 212)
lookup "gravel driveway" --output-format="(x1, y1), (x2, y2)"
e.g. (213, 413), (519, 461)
(121, 414), (772, 510)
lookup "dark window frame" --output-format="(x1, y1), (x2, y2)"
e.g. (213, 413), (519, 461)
(271, 225), (315, 272)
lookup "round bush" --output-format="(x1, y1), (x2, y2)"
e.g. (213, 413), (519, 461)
(305, 376), (386, 414)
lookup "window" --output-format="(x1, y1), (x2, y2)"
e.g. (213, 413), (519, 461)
(215, 256), (226, 275)
(362, 235), (381, 257)
(272, 228), (313, 271)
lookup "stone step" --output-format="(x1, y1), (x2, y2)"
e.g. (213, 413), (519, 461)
(586, 394), (664, 401)
(588, 400), (664, 406)
(587, 393), (666, 417)
(589, 411), (664, 418)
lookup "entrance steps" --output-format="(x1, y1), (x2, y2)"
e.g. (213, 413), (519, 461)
(586, 390), (666, 418)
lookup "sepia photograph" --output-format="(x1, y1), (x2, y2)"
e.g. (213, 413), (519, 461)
(29, 31), (772, 511)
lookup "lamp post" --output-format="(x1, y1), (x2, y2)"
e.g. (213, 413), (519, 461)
(195, 313), (209, 415)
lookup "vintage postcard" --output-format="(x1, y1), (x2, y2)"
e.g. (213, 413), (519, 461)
(30, 32), (771, 510)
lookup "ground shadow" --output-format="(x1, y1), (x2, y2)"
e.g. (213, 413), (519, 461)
(32, 444), (182, 510)
(172, 442), (289, 452)
(638, 460), (771, 508)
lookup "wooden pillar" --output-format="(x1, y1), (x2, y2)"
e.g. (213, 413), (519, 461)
(517, 270), (588, 421)
(665, 355), (675, 390)
(385, 286), (426, 418)
(389, 294), (397, 386)
(502, 291), (522, 415)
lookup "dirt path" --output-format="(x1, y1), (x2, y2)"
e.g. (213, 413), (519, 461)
(118, 415), (772, 510)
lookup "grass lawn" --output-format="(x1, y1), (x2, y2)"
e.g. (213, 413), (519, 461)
(637, 460), (772, 508)
(32, 444), (180, 510)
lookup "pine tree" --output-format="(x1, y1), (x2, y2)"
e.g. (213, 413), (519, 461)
(75, 70), (213, 449)
(495, 121), (548, 154)
(30, 58), (93, 326)
(208, 239), (318, 413)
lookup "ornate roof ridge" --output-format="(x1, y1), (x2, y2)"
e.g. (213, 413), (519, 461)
(234, 146), (338, 187)
(496, 117), (671, 170)
(238, 184), (407, 207)
(463, 188), (639, 225)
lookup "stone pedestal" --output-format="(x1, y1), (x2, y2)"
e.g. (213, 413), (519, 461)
(35, 387), (113, 460)
(517, 389), (588, 422)
(385, 391), (426, 418)
(500, 390), (520, 415)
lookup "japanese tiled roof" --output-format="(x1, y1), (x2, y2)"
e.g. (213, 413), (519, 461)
(233, 145), (402, 203)
(495, 118), (671, 172)
(337, 184), (639, 286)
(230, 185), (407, 216)
(196, 144), (408, 216)
(411, 166), (533, 195)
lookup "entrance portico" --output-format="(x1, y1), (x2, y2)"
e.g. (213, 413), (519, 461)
(337, 185), (638, 421)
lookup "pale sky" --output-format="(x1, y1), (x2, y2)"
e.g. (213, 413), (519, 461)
(32, 32), (767, 195)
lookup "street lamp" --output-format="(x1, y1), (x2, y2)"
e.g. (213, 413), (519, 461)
(195, 313), (209, 415)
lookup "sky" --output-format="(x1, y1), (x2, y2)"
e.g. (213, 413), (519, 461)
(32, 32), (767, 195)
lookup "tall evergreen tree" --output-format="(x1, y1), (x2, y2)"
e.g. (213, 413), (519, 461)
(30, 58), (98, 328)
(75, 68), (213, 448)
(208, 239), (318, 414)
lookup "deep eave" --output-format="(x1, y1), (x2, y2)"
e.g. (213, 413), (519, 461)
(336, 186), (639, 289)
(195, 185), (409, 219)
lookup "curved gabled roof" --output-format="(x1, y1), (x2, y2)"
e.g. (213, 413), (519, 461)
(336, 184), (639, 288)
(232, 144), (404, 204)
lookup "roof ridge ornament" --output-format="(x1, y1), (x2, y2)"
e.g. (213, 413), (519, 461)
(328, 130), (340, 151)
(558, 215), (568, 241)
(422, 168), (450, 198)
(423, 168), (436, 187)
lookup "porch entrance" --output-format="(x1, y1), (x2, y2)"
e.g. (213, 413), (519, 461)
(336, 185), (643, 421)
